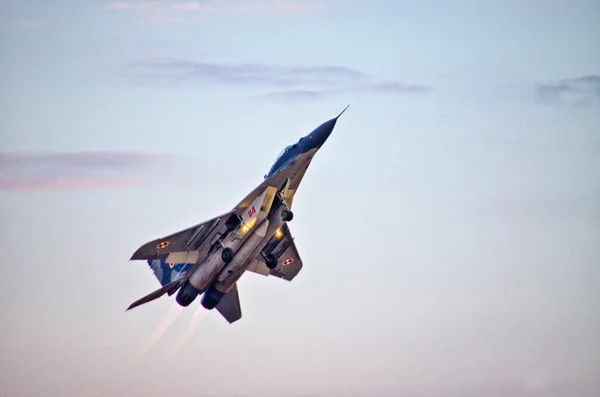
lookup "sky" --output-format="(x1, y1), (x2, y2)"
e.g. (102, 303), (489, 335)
(1, 0), (599, 396)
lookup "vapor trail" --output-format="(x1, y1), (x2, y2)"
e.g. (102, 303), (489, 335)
(142, 302), (184, 353)
(123, 302), (185, 371)
(174, 304), (209, 352)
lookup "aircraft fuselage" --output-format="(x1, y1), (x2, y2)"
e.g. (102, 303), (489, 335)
(126, 107), (347, 322)
(175, 151), (311, 308)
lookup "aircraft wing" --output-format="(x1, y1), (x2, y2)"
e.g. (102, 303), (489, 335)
(130, 210), (238, 261)
(246, 222), (303, 281)
(131, 152), (315, 263)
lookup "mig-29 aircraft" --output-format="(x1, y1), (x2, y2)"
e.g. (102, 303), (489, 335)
(127, 106), (348, 323)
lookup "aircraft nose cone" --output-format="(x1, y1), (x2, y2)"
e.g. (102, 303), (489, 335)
(306, 106), (348, 150)
(313, 118), (337, 148)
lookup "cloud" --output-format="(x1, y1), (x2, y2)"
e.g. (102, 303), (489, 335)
(13, 19), (44, 28)
(251, 90), (326, 101)
(118, 57), (432, 100)
(252, 82), (432, 101)
(124, 58), (365, 87)
(0, 151), (179, 191)
(101, 0), (326, 25)
(267, 0), (325, 15)
(363, 81), (432, 94)
(534, 75), (600, 107)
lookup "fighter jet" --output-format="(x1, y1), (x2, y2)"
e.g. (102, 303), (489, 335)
(127, 106), (348, 323)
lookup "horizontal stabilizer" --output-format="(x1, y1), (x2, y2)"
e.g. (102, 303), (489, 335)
(126, 279), (182, 311)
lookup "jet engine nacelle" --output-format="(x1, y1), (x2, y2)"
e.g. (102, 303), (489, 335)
(177, 211), (269, 308)
(175, 232), (243, 307)
(175, 246), (227, 307)
(201, 219), (270, 310)
(176, 281), (201, 307)
(200, 286), (225, 310)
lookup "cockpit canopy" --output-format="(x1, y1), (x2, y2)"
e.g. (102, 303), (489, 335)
(275, 145), (294, 161)
(274, 136), (309, 162)
(267, 136), (311, 179)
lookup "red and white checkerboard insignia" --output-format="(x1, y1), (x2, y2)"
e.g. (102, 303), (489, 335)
(169, 262), (175, 268)
(157, 241), (169, 249)
(282, 257), (294, 266)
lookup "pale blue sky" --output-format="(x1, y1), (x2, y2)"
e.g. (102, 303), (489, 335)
(1, 1), (599, 396)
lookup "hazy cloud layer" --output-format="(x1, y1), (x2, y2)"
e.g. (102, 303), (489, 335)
(119, 58), (432, 100)
(534, 75), (600, 106)
(253, 81), (432, 101)
(0, 151), (178, 191)
(102, 0), (326, 25)
(13, 19), (44, 28)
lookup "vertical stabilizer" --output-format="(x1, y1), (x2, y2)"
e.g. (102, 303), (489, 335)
(216, 283), (242, 323)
